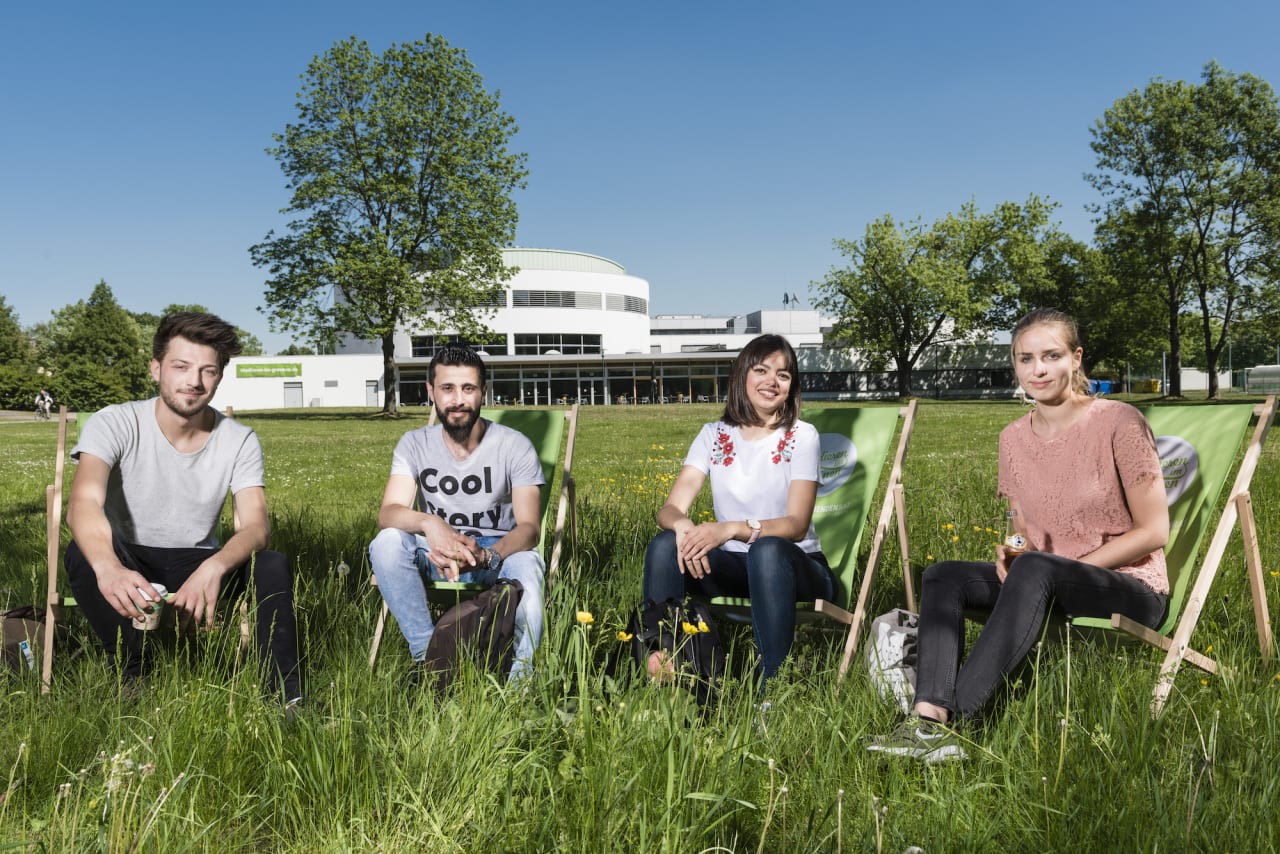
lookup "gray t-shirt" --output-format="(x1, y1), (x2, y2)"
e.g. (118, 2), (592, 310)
(390, 420), (545, 538)
(71, 399), (265, 549)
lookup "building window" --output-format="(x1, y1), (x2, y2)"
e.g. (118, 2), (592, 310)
(512, 290), (602, 309)
(606, 293), (648, 314)
(513, 333), (602, 355)
(410, 334), (509, 357)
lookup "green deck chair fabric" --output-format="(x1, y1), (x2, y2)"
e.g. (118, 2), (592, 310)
(705, 405), (905, 620)
(1068, 403), (1254, 636)
(368, 406), (574, 668)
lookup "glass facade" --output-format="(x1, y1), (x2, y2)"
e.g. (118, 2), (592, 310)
(397, 357), (734, 408)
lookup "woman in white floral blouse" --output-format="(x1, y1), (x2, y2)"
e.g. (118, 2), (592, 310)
(643, 334), (833, 684)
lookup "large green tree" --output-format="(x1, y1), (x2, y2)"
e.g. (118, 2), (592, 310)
(251, 34), (528, 415)
(26, 282), (152, 409)
(1089, 62), (1280, 398)
(814, 197), (1053, 397)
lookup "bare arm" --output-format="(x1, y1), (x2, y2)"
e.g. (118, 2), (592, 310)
(488, 484), (542, 560)
(1078, 472), (1170, 570)
(656, 466), (818, 579)
(66, 453), (161, 618)
(170, 486), (270, 629)
(376, 473), (481, 581)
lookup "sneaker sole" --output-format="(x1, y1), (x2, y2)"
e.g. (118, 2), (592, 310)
(922, 744), (967, 764)
(865, 743), (928, 758)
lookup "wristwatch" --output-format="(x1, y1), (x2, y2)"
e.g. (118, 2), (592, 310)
(746, 518), (762, 545)
(485, 547), (504, 572)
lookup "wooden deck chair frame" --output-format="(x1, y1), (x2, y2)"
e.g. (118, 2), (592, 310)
(42, 406), (258, 695)
(367, 405), (579, 669)
(696, 401), (918, 679)
(1067, 396), (1275, 717)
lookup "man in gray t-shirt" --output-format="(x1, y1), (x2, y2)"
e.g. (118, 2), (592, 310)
(64, 312), (301, 707)
(369, 345), (546, 683)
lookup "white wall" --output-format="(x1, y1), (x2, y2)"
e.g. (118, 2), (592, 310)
(1178, 368), (1232, 392)
(216, 354), (385, 412)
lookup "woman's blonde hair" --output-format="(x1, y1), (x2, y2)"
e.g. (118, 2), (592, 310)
(1010, 308), (1090, 396)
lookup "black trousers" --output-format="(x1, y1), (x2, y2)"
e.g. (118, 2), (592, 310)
(913, 552), (1167, 722)
(65, 537), (302, 701)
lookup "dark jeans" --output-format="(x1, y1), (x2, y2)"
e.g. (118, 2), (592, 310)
(642, 531), (835, 681)
(914, 552), (1168, 722)
(65, 538), (302, 701)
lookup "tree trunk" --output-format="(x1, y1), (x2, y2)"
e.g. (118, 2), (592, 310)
(1166, 312), (1182, 398)
(381, 332), (399, 416)
(895, 354), (913, 398)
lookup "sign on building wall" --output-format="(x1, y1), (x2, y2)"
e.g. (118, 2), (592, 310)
(236, 363), (303, 378)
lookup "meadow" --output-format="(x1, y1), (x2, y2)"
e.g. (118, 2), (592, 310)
(1, 397), (1278, 852)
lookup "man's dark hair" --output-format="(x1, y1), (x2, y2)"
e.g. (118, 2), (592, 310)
(721, 334), (801, 429)
(428, 344), (488, 386)
(153, 312), (242, 370)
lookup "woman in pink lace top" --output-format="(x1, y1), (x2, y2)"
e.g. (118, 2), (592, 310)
(868, 308), (1170, 763)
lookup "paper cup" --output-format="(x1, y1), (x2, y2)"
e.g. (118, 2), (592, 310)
(131, 584), (169, 631)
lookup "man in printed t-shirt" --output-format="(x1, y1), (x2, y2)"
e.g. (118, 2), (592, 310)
(368, 345), (546, 682)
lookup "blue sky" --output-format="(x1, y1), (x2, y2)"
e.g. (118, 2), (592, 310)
(3, 0), (1278, 352)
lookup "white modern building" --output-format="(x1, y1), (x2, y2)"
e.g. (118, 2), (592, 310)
(337, 248), (652, 360)
(213, 354), (386, 412)
(650, 309), (828, 353)
(217, 247), (1018, 410)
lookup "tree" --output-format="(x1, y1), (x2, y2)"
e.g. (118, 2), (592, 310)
(814, 197), (1053, 397)
(35, 282), (152, 408)
(0, 295), (29, 367)
(277, 344), (316, 356)
(1089, 62), (1280, 398)
(251, 34), (528, 415)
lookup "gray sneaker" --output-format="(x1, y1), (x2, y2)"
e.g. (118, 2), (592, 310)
(866, 716), (967, 764)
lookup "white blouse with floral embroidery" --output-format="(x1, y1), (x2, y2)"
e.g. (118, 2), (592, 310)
(683, 420), (822, 554)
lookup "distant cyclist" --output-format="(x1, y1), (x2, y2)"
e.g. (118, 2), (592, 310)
(34, 389), (53, 420)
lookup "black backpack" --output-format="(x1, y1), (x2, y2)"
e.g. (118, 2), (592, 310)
(629, 598), (725, 708)
(422, 579), (523, 694)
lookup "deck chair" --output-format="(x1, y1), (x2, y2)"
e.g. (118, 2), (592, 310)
(367, 405), (579, 669)
(41, 406), (71, 693)
(42, 405), (258, 696)
(1064, 397), (1275, 716)
(699, 402), (918, 679)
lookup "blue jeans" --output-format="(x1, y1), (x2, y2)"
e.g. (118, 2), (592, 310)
(914, 553), (1168, 721)
(369, 528), (545, 683)
(642, 530), (834, 681)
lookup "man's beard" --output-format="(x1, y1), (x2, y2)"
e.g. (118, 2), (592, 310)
(159, 386), (207, 418)
(441, 406), (480, 442)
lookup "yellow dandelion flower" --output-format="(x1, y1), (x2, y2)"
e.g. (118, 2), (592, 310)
(1271, 571), (1280, 578)
(973, 526), (982, 532)
(696, 620), (710, 633)
(682, 621), (700, 635)
(576, 611), (594, 625)
(926, 554), (934, 561)
(1200, 679), (1208, 686)
(616, 631), (633, 642)
(1205, 645), (1213, 654)
(942, 523), (955, 531)
(951, 535), (960, 542)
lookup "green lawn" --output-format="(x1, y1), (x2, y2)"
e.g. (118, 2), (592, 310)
(1, 398), (1278, 851)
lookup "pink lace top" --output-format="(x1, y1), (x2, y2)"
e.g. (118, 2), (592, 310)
(998, 399), (1168, 594)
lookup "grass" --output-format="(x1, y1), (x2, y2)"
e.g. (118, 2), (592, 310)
(1, 397), (1278, 851)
